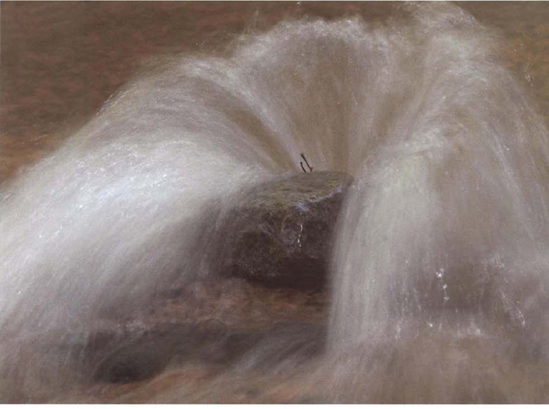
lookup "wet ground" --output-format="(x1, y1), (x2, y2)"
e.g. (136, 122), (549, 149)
(2, 2), (549, 182)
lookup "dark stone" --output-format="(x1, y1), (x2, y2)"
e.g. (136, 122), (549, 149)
(221, 171), (353, 291)
(52, 277), (330, 385)
(90, 323), (232, 383)
(93, 334), (175, 383)
(235, 322), (326, 374)
(91, 321), (326, 384)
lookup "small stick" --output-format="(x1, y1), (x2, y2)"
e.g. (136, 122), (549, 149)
(300, 153), (313, 172)
(300, 162), (307, 173)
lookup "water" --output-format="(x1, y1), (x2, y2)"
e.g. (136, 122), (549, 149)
(2, 3), (549, 403)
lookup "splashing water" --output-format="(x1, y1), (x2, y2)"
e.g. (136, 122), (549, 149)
(2, 3), (549, 403)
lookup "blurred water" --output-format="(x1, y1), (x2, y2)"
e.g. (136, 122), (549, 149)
(2, 3), (549, 403)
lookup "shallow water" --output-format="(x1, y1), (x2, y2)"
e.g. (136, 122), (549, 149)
(2, 2), (549, 403)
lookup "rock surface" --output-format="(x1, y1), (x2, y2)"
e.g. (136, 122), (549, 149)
(90, 321), (325, 384)
(90, 323), (237, 383)
(50, 171), (353, 386)
(57, 279), (328, 384)
(221, 171), (353, 291)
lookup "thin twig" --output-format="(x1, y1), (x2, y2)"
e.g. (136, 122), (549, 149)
(300, 153), (313, 172)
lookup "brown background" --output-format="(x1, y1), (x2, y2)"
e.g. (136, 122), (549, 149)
(2, 1), (549, 182)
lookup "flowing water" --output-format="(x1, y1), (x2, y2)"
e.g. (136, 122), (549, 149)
(2, 2), (549, 403)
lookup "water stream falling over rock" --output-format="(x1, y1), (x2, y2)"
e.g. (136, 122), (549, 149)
(2, 3), (549, 403)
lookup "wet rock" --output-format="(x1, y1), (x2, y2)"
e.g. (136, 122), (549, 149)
(236, 322), (326, 374)
(222, 171), (353, 291)
(55, 277), (329, 385)
(93, 336), (175, 383)
(91, 324), (183, 383)
(91, 323), (234, 383)
(90, 320), (326, 384)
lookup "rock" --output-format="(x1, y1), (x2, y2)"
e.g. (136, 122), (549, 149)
(235, 322), (326, 374)
(93, 334), (176, 383)
(86, 320), (325, 384)
(52, 278), (329, 385)
(90, 321), (326, 384)
(221, 171), (353, 291)
(91, 323), (233, 383)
